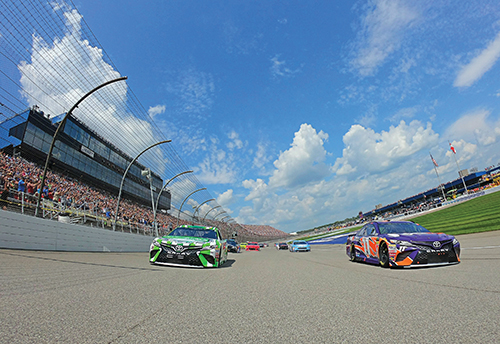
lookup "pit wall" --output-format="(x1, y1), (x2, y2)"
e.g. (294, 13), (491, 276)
(0, 209), (152, 252)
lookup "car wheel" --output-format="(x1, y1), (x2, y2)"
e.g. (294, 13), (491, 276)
(379, 243), (390, 268)
(218, 248), (223, 268)
(349, 245), (358, 262)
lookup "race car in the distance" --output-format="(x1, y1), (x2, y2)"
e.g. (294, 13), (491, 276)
(227, 238), (240, 253)
(149, 225), (228, 268)
(246, 242), (260, 251)
(277, 242), (288, 250)
(346, 221), (460, 268)
(289, 240), (310, 252)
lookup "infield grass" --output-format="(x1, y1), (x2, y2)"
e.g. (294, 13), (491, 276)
(411, 190), (500, 236)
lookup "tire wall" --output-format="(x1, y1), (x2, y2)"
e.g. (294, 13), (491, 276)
(0, 209), (152, 252)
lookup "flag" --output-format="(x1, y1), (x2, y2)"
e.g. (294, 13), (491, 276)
(430, 153), (438, 167)
(449, 142), (456, 154)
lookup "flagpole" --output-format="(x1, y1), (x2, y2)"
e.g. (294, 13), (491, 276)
(430, 152), (446, 200)
(434, 166), (446, 201)
(449, 141), (468, 194)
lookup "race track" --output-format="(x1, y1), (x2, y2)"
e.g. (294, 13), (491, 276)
(1, 231), (500, 343)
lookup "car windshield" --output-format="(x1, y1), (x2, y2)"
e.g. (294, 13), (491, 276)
(227, 240), (237, 245)
(168, 228), (218, 239)
(294, 241), (306, 245)
(377, 222), (430, 235)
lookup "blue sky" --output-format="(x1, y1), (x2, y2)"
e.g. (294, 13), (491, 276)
(4, 0), (500, 233)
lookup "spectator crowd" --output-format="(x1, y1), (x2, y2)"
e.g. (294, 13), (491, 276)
(1, 151), (284, 239)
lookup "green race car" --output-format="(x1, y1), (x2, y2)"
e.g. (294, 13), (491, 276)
(149, 225), (228, 268)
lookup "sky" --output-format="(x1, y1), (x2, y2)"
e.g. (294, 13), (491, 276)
(3, 0), (500, 233)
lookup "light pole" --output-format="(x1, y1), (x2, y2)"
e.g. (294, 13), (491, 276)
(36, 76), (128, 217)
(176, 188), (206, 227)
(153, 170), (193, 234)
(113, 139), (171, 231)
(141, 168), (156, 236)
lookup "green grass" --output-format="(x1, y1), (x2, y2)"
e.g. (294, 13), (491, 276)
(411, 190), (500, 236)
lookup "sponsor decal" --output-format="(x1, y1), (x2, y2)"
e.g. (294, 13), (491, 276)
(80, 145), (95, 158)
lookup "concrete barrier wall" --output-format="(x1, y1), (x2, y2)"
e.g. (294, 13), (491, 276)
(0, 210), (152, 252)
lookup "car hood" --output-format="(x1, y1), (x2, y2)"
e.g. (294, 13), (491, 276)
(384, 232), (454, 242)
(160, 235), (217, 247)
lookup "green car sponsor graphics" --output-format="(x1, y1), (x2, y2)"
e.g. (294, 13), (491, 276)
(149, 225), (228, 268)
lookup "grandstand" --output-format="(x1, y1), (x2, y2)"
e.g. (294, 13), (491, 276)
(3, 107), (170, 210)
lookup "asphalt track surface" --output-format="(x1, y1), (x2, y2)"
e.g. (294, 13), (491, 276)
(1, 231), (500, 344)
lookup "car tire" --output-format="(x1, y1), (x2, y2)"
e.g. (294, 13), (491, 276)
(349, 245), (358, 262)
(218, 248), (223, 268)
(379, 243), (390, 268)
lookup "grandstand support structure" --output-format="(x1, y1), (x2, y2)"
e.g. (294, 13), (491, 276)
(202, 205), (221, 221)
(113, 139), (172, 232)
(153, 170), (193, 234)
(36, 76), (128, 217)
(176, 188), (206, 227)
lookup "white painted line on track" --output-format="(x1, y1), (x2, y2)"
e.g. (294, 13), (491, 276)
(462, 245), (500, 250)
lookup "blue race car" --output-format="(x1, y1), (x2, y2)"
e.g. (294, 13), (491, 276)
(346, 221), (460, 268)
(289, 240), (310, 252)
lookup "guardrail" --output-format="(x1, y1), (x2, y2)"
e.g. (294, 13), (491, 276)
(0, 188), (287, 242)
(0, 189), (156, 236)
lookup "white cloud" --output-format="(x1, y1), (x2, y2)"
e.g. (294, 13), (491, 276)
(253, 142), (270, 169)
(165, 68), (215, 117)
(235, 122), (480, 232)
(226, 130), (244, 150)
(217, 189), (234, 207)
(445, 108), (500, 146)
(454, 32), (500, 88)
(270, 55), (301, 79)
(387, 107), (417, 123)
(148, 105), (166, 119)
(350, 0), (420, 76)
(196, 154), (237, 185)
(243, 178), (268, 202)
(333, 120), (439, 175)
(16, 8), (166, 166)
(269, 123), (330, 188)
(194, 135), (240, 185)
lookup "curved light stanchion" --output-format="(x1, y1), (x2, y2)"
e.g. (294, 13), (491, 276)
(113, 139), (171, 232)
(176, 188), (206, 227)
(153, 170), (193, 235)
(202, 205), (221, 224)
(36, 76), (128, 216)
(192, 198), (215, 222)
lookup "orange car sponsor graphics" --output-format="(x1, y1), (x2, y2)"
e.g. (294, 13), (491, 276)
(393, 256), (414, 266)
(359, 237), (379, 258)
(387, 243), (414, 266)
